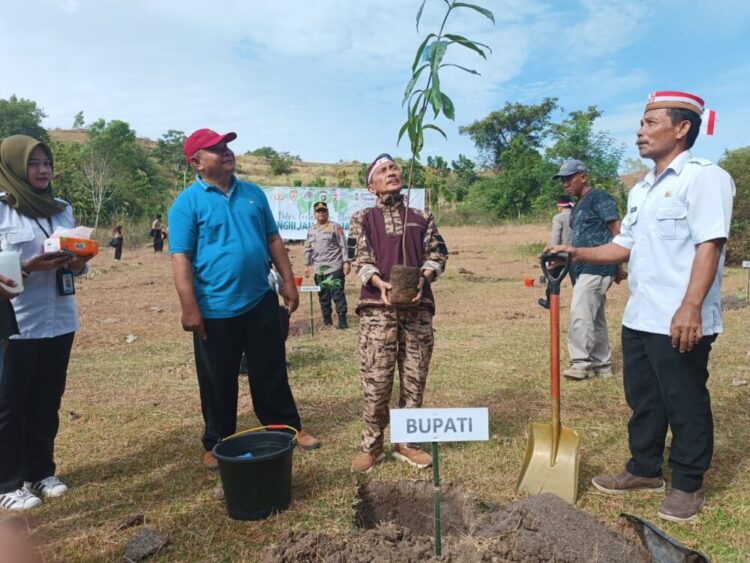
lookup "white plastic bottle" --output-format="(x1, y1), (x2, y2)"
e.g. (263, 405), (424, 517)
(0, 236), (24, 294)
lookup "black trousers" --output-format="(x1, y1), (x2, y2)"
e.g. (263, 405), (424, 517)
(153, 232), (164, 252)
(114, 240), (123, 260)
(0, 332), (75, 493)
(622, 326), (716, 492)
(314, 269), (347, 322)
(194, 291), (301, 451)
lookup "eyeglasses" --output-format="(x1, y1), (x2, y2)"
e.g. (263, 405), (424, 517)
(315, 208), (328, 212)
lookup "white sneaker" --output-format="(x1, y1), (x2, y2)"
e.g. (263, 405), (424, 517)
(25, 476), (69, 498)
(0, 488), (43, 511)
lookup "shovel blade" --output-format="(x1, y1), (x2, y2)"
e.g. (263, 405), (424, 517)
(517, 422), (581, 504)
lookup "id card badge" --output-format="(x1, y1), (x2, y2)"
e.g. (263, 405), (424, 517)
(56, 268), (75, 296)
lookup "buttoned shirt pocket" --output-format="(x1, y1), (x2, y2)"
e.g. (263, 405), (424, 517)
(655, 205), (689, 240)
(2, 227), (35, 250)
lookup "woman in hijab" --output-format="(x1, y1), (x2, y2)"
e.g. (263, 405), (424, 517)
(0, 135), (94, 511)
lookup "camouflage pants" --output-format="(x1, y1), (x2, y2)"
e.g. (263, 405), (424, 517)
(358, 306), (434, 453)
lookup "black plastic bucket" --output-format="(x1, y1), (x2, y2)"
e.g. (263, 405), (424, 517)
(212, 430), (296, 520)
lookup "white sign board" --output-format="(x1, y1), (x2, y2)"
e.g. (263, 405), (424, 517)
(390, 408), (489, 443)
(300, 285), (321, 293)
(742, 261), (750, 268)
(263, 187), (426, 241)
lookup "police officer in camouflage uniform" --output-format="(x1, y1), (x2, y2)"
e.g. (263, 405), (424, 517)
(348, 154), (448, 474)
(303, 201), (350, 328)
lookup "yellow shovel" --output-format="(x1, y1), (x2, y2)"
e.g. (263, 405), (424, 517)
(517, 252), (581, 504)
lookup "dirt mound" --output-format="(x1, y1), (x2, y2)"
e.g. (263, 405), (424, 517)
(474, 494), (650, 561)
(261, 483), (651, 562)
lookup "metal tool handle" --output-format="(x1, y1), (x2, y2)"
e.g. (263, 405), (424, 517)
(540, 252), (570, 294)
(541, 253), (569, 463)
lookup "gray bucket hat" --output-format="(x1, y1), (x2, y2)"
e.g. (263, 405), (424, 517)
(553, 159), (587, 179)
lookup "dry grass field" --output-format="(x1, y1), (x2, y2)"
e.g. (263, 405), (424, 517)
(9, 224), (750, 561)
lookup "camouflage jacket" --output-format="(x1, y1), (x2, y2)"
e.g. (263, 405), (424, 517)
(347, 193), (447, 312)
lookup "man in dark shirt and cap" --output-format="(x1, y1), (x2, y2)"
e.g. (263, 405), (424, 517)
(553, 159), (621, 380)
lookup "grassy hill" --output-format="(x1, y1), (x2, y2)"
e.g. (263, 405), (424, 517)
(234, 154), (364, 188)
(48, 128), (645, 190)
(49, 128), (364, 188)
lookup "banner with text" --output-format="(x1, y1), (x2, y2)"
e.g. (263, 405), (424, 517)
(262, 187), (426, 241)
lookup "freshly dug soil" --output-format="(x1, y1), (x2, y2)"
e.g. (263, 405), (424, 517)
(389, 265), (421, 305)
(473, 494), (650, 562)
(261, 482), (652, 562)
(354, 481), (472, 536)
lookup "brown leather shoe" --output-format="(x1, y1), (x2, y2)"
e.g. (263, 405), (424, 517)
(296, 430), (321, 451)
(202, 451), (219, 471)
(392, 444), (432, 468)
(591, 470), (665, 494)
(351, 451), (386, 474)
(658, 487), (705, 523)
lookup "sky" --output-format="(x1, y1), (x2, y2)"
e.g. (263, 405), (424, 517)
(2, 0), (749, 170)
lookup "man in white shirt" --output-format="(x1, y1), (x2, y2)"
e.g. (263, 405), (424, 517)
(548, 91), (735, 523)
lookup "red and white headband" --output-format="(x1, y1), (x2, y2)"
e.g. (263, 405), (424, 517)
(645, 91), (716, 136)
(366, 154), (395, 184)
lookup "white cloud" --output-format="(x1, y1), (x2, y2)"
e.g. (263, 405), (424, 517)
(1, 0), (747, 165)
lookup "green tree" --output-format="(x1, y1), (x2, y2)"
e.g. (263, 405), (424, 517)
(719, 146), (750, 264)
(336, 169), (352, 188)
(545, 106), (624, 192)
(269, 152), (298, 176)
(467, 137), (554, 218)
(448, 154), (476, 203)
(249, 146), (278, 159)
(310, 177), (326, 187)
(49, 140), (90, 221)
(358, 162), (368, 187)
(424, 155), (450, 209)
(459, 97), (558, 170)
(73, 111), (85, 129)
(82, 119), (169, 226)
(0, 95), (48, 141)
(153, 129), (190, 191)
(622, 157), (649, 174)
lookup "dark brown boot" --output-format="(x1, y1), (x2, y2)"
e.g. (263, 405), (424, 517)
(591, 470), (665, 494)
(658, 487), (705, 522)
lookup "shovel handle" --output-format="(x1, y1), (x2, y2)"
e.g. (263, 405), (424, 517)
(550, 288), (562, 465)
(540, 252), (570, 295)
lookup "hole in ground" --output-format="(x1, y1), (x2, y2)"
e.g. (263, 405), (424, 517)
(354, 481), (473, 536)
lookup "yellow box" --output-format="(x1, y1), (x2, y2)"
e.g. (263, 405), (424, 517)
(45, 236), (99, 256)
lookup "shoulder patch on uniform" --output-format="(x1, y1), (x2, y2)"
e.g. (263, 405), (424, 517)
(687, 157), (712, 167)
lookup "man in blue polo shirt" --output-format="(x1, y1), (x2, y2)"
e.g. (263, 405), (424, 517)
(169, 128), (320, 470)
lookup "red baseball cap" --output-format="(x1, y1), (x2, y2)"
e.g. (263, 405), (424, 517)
(183, 128), (237, 163)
